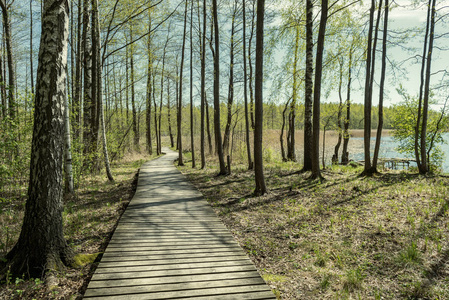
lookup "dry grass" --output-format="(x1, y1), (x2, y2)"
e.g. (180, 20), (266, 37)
(0, 151), (152, 299)
(179, 143), (449, 299)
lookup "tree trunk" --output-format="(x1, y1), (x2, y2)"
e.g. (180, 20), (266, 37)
(153, 66), (160, 155)
(242, 0), (253, 170)
(0, 0), (15, 121)
(29, 0), (34, 97)
(82, 0), (93, 166)
(254, 0), (266, 195)
(178, 0), (188, 166)
(420, 0), (436, 174)
(64, 77), (74, 193)
(223, 3), (237, 156)
(373, 0), (388, 170)
(205, 96), (213, 155)
(363, 0), (376, 175)
(167, 78), (174, 148)
(190, 0), (195, 167)
(311, 0), (328, 180)
(0, 50), (7, 118)
(248, 1), (255, 130)
(341, 48), (353, 165)
(73, 0), (82, 140)
(280, 99), (290, 162)
(333, 58), (344, 165)
(303, 0), (313, 172)
(146, 8), (153, 155)
(93, 0), (113, 181)
(200, 0), (206, 168)
(2, 0), (74, 278)
(288, 26), (300, 162)
(130, 25), (139, 151)
(212, 0), (227, 174)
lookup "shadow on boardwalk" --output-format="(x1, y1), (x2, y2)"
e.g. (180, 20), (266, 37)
(83, 147), (276, 299)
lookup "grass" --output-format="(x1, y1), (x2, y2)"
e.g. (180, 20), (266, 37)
(178, 149), (449, 299)
(0, 151), (152, 299)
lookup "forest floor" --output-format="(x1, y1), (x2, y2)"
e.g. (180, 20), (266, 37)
(0, 152), (152, 300)
(178, 153), (449, 299)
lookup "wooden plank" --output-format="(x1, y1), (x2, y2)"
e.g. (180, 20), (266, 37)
(84, 148), (275, 299)
(100, 250), (246, 262)
(84, 284), (271, 299)
(84, 277), (267, 298)
(97, 255), (249, 268)
(90, 265), (259, 281)
(87, 272), (264, 289)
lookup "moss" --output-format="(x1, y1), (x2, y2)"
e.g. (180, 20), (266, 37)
(72, 253), (101, 267)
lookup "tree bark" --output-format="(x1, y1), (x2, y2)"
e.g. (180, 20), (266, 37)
(303, 0), (313, 172)
(205, 96), (213, 155)
(280, 99), (290, 162)
(341, 47), (353, 165)
(362, 0), (375, 174)
(130, 25), (139, 151)
(373, 0), (388, 170)
(288, 26), (300, 162)
(200, 0), (206, 168)
(311, 0), (328, 180)
(146, 6), (153, 155)
(333, 58), (344, 164)
(82, 0), (94, 166)
(2, 0), (74, 278)
(190, 0), (195, 167)
(420, 0), (436, 174)
(223, 2), (237, 156)
(178, 0), (188, 166)
(64, 76), (74, 193)
(212, 0), (227, 174)
(254, 0), (266, 195)
(242, 0), (253, 170)
(0, 0), (16, 121)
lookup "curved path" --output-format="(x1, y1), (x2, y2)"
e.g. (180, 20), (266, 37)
(84, 148), (275, 299)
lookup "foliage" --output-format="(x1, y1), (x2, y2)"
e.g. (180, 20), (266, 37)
(391, 90), (448, 172)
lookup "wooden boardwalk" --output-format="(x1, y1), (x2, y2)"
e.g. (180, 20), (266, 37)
(84, 148), (275, 299)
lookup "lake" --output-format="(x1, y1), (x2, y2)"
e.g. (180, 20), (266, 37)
(350, 133), (449, 173)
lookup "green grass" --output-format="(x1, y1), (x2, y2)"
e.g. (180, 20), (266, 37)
(178, 151), (449, 299)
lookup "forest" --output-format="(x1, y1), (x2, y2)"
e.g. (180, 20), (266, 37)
(0, 0), (449, 298)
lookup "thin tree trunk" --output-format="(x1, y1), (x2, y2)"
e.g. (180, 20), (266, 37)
(420, 0), (436, 174)
(254, 0), (266, 195)
(303, 0), (313, 172)
(0, 49), (6, 118)
(64, 77), (74, 193)
(190, 0), (195, 167)
(178, 0), (188, 166)
(3, 0), (74, 277)
(373, 0), (388, 170)
(30, 0), (34, 96)
(223, 2), (237, 156)
(205, 96), (213, 154)
(130, 25), (139, 151)
(415, 0), (432, 171)
(311, 0), (328, 180)
(0, 1), (15, 121)
(73, 0), (82, 140)
(168, 78), (174, 148)
(363, 0), (375, 174)
(288, 26), (300, 162)
(200, 0), (206, 168)
(243, 0), (253, 170)
(212, 0), (227, 174)
(93, 0), (113, 181)
(248, 0), (255, 130)
(341, 47), (352, 165)
(333, 58), (344, 164)
(153, 66), (160, 155)
(280, 99), (290, 162)
(82, 0), (93, 165)
(146, 10), (153, 155)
